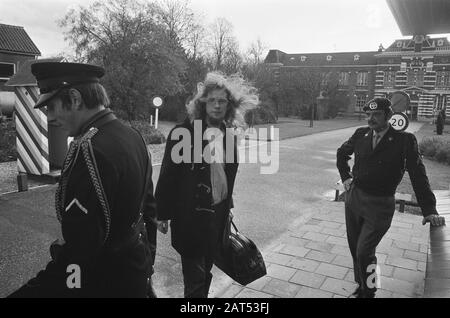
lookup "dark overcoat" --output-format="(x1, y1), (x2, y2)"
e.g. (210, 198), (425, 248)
(155, 119), (239, 257)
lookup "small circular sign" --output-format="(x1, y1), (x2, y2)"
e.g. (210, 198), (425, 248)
(152, 96), (164, 108)
(390, 91), (410, 113)
(390, 112), (409, 132)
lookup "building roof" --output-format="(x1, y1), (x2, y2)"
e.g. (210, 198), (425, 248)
(0, 23), (41, 56)
(265, 49), (378, 67)
(387, 0), (450, 36)
(6, 57), (66, 86)
(376, 36), (450, 57)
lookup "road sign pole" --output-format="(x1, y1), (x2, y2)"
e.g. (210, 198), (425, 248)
(155, 108), (159, 130)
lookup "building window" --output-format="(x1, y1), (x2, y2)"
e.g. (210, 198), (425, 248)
(301, 56), (307, 62)
(400, 62), (407, 72)
(326, 55), (332, 61)
(407, 69), (424, 86)
(355, 95), (367, 111)
(0, 62), (15, 80)
(426, 62), (433, 72)
(354, 54), (360, 61)
(436, 71), (450, 88)
(384, 71), (395, 88)
(338, 72), (349, 86)
(356, 72), (368, 86)
(321, 72), (331, 86)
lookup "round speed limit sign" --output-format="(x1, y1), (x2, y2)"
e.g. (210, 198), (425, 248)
(152, 96), (164, 108)
(389, 112), (409, 131)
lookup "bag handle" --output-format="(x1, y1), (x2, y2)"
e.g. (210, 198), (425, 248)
(231, 219), (239, 233)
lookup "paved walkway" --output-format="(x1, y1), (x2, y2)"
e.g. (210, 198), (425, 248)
(214, 201), (431, 298)
(424, 188), (450, 297)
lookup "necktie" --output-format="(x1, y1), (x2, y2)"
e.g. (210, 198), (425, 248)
(373, 133), (381, 149)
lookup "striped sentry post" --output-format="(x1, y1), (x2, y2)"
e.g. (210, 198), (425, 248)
(14, 85), (50, 175)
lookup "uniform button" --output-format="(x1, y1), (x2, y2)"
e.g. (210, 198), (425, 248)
(139, 233), (142, 239)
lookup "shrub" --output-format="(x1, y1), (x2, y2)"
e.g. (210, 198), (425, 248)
(0, 120), (17, 162)
(435, 146), (450, 164)
(245, 104), (277, 126)
(419, 137), (450, 165)
(419, 138), (439, 157)
(120, 119), (166, 145)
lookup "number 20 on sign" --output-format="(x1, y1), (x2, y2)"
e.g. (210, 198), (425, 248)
(389, 112), (409, 132)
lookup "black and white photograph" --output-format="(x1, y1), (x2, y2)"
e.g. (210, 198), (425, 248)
(0, 0), (449, 304)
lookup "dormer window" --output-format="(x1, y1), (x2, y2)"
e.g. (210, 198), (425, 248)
(301, 56), (307, 62)
(326, 55), (332, 61)
(396, 41), (402, 48)
(438, 39), (444, 47)
(354, 54), (360, 61)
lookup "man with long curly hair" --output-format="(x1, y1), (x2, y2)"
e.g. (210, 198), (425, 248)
(155, 72), (258, 298)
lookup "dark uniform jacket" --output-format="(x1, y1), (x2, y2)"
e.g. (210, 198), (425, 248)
(337, 125), (437, 217)
(13, 109), (153, 298)
(155, 118), (239, 257)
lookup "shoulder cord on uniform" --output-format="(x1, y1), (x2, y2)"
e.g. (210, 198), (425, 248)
(55, 138), (82, 223)
(81, 132), (111, 244)
(55, 128), (111, 245)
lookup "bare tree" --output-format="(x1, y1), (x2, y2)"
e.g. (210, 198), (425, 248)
(208, 17), (235, 71)
(222, 39), (243, 74)
(156, 0), (195, 46)
(185, 18), (206, 60)
(246, 37), (268, 66)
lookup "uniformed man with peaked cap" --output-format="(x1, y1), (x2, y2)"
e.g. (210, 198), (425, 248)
(337, 97), (445, 298)
(8, 62), (156, 298)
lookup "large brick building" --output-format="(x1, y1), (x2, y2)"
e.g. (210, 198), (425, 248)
(265, 35), (450, 120)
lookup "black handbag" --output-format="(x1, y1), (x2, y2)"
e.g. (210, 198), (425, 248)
(214, 212), (267, 285)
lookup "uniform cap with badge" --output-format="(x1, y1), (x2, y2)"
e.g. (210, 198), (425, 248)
(31, 62), (105, 109)
(363, 97), (393, 113)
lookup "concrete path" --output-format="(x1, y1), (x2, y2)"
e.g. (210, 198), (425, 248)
(214, 202), (430, 298)
(213, 121), (436, 298)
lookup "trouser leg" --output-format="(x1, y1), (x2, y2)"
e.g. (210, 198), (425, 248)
(181, 255), (214, 298)
(356, 220), (391, 298)
(345, 187), (364, 288)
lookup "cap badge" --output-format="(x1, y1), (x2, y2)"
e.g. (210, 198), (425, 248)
(369, 102), (377, 110)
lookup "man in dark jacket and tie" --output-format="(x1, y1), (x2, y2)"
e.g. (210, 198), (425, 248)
(337, 97), (445, 298)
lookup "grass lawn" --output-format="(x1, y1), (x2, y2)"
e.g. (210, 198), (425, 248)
(397, 121), (450, 215)
(252, 117), (366, 140)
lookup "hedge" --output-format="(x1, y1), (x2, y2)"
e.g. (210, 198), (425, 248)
(419, 137), (450, 165)
(121, 120), (166, 145)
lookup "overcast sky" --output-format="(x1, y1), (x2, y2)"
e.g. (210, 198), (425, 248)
(1, 0), (450, 58)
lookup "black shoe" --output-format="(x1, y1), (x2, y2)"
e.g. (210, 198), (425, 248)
(356, 289), (376, 298)
(348, 286), (361, 298)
